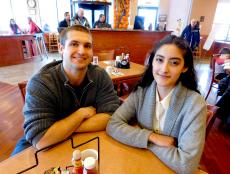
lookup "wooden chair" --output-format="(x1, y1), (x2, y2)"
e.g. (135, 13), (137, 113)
(94, 49), (115, 61)
(48, 33), (59, 52)
(205, 55), (220, 100)
(193, 44), (202, 58)
(18, 81), (27, 102)
(119, 77), (141, 97)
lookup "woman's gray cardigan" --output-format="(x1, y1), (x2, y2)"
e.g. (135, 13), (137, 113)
(106, 81), (206, 174)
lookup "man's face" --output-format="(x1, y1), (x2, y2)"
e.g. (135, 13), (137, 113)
(65, 13), (70, 21)
(78, 10), (84, 18)
(191, 20), (197, 28)
(60, 30), (93, 74)
(220, 54), (230, 60)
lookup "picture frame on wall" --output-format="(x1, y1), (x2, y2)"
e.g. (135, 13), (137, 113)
(159, 15), (167, 22)
(28, 9), (36, 15)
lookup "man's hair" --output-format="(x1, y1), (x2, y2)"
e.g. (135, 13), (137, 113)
(219, 47), (230, 55)
(59, 25), (91, 46)
(64, 12), (69, 17)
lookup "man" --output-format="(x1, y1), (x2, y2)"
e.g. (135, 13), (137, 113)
(93, 14), (111, 29)
(181, 19), (200, 51)
(12, 25), (120, 155)
(58, 12), (70, 33)
(72, 8), (90, 28)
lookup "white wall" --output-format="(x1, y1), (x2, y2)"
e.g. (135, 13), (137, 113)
(0, 0), (70, 33)
(166, 0), (193, 34)
(158, 0), (169, 16)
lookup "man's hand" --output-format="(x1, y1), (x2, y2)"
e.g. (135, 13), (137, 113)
(148, 132), (176, 148)
(74, 106), (96, 119)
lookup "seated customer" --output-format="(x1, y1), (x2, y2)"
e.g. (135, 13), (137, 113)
(215, 47), (230, 80)
(107, 35), (206, 174)
(12, 25), (120, 155)
(27, 17), (42, 34)
(9, 19), (22, 34)
(216, 73), (230, 132)
(58, 12), (71, 33)
(71, 8), (90, 28)
(93, 14), (111, 29)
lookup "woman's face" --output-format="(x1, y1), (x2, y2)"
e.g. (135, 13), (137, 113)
(100, 15), (105, 22)
(152, 44), (188, 91)
(10, 19), (15, 24)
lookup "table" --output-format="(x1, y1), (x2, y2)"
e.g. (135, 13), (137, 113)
(99, 61), (146, 96)
(0, 131), (207, 174)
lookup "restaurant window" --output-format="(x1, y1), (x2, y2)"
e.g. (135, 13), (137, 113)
(11, 0), (29, 30)
(71, 1), (112, 28)
(39, 0), (59, 32)
(137, 0), (159, 30)
(0, 1), (15, 32)
(213, 0), (230, 41)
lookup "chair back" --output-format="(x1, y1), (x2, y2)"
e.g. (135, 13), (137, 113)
(94, 49), (115, 61)
(48, 33), (59, 52)
(205, 55), (220, 100)
(18, 81), (27, 102)
(193, 44), (202, 58)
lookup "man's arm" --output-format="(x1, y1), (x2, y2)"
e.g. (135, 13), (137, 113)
(76, 113), (110, 132)
(36, 107), (96, 149)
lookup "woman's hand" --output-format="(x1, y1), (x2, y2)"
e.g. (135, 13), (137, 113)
(148, 132), (176, 147)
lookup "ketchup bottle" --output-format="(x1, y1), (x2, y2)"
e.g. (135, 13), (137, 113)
(72, 150), (83, 174)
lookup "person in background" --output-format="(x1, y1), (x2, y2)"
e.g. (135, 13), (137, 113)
(72, 8), (90, 28)
(181, 19), (200, 51)
(58, 12), (71, 33)
(216, 72), (230, 133)
(28, 17), (42, 34)
(93, 14), (111, 29)
(133, 16), (144, 30)
(215, 47), (230, 80)
(106, 35), (206, 174)
(11, 25), (120, 155)
(43, 23), (51, 32)
(9, 19), (22, 34)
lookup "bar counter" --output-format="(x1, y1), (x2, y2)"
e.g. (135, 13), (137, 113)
(0, 30), (171, 67)
(0, 34), (40, 67)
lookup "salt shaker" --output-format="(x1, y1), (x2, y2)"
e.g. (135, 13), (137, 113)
(83, 157), (97, 174)
(92, 56), (98, 65)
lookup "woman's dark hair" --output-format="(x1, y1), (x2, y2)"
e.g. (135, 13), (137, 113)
(135, 35), (199, 93)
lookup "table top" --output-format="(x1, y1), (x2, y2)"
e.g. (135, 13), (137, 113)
(0, 131), (207, 174)
(98, 61), (146, 82)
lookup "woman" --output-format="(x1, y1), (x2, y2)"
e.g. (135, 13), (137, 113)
(93, 14), (111, 29)
(27, 17), (42, 34)
(106, 35), (206, 174)
(9, 19), (22, 34)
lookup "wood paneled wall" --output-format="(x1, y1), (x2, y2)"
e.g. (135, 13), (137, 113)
(91, 29), (171, 64)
